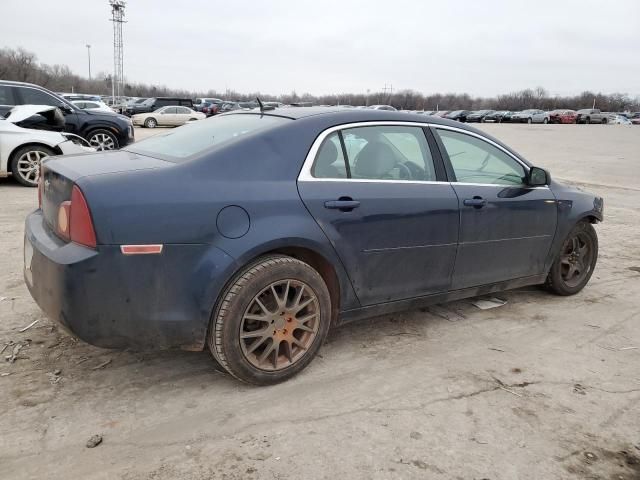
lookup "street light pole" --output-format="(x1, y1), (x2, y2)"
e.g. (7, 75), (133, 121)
(86, 44), (92, 80)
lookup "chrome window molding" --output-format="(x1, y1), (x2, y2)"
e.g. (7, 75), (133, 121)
(297, 121), (537, 187)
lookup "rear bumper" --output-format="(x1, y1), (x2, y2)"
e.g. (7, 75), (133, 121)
(24, 210), (237, 350)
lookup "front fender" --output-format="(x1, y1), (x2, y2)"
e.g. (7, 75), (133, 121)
(544, 180), (604, 271)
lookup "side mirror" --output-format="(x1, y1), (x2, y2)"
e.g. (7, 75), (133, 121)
(58, 104), (74, 114)
(528, 166), (550, 186)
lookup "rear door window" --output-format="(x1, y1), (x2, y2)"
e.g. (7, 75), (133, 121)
(342, 126), (436, 181)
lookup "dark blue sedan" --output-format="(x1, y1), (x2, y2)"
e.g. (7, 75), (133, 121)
(24, 107), (603, 384)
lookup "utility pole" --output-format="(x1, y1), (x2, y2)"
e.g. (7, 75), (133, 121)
(382, 83), (393, 104)
(109, 0), (126, 105)
(86, 44), (92, 80)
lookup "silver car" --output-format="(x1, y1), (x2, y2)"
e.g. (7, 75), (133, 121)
(510, 109), (549, 124)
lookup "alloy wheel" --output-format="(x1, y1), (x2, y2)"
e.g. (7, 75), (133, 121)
(560, 232), (593, 288)
(88, 133), (116, 151)
(240, 279), (320, 371)
(16, 150), (48, 185)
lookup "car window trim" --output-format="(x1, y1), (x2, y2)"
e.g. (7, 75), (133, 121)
(298, 120), (535, 186)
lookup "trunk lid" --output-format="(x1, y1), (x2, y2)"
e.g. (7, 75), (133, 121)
(41, 150), (171, 235)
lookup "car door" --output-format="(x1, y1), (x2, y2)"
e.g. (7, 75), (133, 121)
(175, 106), (191, 125)
(159, 107), (177, 126)
(298, 123), (460, 306)
(432, 127), (557, 290)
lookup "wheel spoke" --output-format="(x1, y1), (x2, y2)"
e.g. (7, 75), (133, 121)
(295, 323), (315, 333)
(297, 312), (318, 325)
(294, 296), (314, 313)
(292, 284), (305, 308)
(241, 328), (269, 339)
(254, 297), (271, 315)
(258, 339), (276, 363)
(283, 340), (293, 363)
(292, 337), (307, 351)
(578, 244), (589, 257)
(560, 254), (571, 266)
(571, 237), (579, 253)
(244, 313), (270, 323)
(246, 335), (269, 354)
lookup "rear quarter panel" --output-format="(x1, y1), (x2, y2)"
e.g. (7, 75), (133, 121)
(79, 120), (362, 315)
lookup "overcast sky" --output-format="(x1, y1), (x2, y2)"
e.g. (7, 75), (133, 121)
(4, 0), (639, 97)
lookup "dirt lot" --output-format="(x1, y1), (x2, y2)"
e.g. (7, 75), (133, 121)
(1, 124), (639, 479)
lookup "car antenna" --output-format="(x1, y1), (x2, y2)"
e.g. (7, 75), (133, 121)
(256, 97), (275, 113)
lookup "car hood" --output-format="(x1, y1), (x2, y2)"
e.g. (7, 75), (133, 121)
(79, 108), (130, 122)
(5, 104), (58, 123)
(43, 150), (172, 182)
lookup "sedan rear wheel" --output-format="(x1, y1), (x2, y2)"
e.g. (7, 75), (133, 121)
(87, 129), (118, 151)
(546, 221), (598, 295)
(10, 145), (54, 187)
(208, 255), (331, 385)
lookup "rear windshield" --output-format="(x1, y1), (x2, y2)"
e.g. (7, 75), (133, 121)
(125, 114), (291, 162)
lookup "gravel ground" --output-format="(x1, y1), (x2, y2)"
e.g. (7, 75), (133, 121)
(0, 124), (639, 479)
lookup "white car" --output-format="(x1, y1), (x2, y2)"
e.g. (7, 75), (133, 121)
(131, 106), (206, 128)
(607, 114), (632, 125)
(368, 105), (397, 111)
(71, 99), (114, 113)
(1, 105), (94, 186)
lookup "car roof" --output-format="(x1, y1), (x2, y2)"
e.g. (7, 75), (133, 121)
(227, 106), (481, 127)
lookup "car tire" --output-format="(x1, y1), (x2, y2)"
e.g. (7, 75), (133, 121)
(527, 117), (532, 124)
(585, 117), (590, 124)
(543, 118), (548, 124)
(601, 118), (608, 125)
(10, 145), (55, 187)
(207, 255), (332, 385)
(87, 129), (119, 151)
(545, 221), (598, 296)
(144, 118), (157, 128)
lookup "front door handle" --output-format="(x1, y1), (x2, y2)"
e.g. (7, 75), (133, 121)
(324, 198), (360, 211)
(463, 197), (487, 209)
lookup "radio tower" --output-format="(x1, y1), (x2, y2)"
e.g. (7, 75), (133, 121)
(109, 0), (126, 104)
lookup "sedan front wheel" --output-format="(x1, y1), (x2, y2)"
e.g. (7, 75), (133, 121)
(546, 221), (598, 295)
(208, 255), (331, 385)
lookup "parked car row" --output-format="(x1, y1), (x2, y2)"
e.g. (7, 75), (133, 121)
(393, 108), (639, 125)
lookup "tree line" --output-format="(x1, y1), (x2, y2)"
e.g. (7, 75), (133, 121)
(1, 46), (638, 112)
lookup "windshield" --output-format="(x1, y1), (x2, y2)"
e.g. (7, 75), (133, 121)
(125, 114), (291, 162)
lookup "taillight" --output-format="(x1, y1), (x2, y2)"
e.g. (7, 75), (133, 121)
(56, 185), (97, 248)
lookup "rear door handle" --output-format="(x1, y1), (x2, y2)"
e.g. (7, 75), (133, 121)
(324, 199), (360, 211)
(463, 197), (487, 208)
